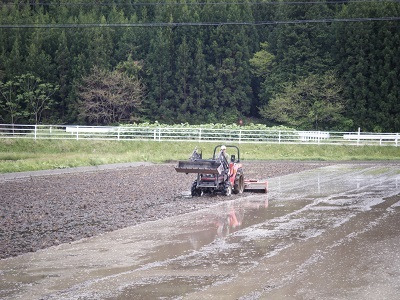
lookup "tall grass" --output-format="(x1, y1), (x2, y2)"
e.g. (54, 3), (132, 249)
(0, 139), (399, 173)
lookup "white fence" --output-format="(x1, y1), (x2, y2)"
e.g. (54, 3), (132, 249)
(0, 124), (399, 146)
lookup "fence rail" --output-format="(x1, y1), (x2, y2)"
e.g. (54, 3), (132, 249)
(0, 124), (399, 146)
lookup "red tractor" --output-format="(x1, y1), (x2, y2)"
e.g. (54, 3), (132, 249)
(175, 145), (267, 196)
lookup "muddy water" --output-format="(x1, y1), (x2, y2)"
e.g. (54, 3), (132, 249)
(0, 163), (399, 299)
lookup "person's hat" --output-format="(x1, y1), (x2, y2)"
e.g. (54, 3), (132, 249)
(221, 145), (226, 150)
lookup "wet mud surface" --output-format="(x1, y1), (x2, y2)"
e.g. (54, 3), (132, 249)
(0, 161), (330, 259)
(1, 161), (399, 300)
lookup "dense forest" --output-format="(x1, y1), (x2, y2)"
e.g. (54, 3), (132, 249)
(0, 0), (399, 131)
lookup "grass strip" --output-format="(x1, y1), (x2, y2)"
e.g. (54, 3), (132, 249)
(1, 139), (399, 173)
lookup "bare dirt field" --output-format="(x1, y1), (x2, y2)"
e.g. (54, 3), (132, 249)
(0, 161), (332, 259)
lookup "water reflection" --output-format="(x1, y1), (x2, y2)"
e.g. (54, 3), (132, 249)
(188, 197), (269, 250)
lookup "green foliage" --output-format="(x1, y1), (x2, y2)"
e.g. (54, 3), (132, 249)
(249, 42), (275, 77)
(0, 80), (22, 123)
(120, 121), (295, 132)
(116, 54), (143, 78)
(0, 1), (399, 131)
(259, 72), (350, 130)
(0, 73), (58, 124)
(255, 2), (336, 107)
(334, 1), (400, 131)
(16, 73), (59, 124)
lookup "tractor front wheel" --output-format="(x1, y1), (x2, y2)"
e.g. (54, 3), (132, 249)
(224, 182), (232, 196)
(191, 181), (202, 197)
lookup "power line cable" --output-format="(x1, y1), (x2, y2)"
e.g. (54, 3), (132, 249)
(1, 17), (399, 28)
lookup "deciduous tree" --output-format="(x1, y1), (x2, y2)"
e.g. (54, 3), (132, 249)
(16, 73), (59, 124)
(77, 66), (144, 125)
(0, 80), (22, 124)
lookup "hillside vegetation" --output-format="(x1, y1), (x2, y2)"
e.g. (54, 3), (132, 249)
(0, 1), (399, 131)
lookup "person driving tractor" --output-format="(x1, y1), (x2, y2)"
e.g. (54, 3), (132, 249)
(220, 145), (229, 164)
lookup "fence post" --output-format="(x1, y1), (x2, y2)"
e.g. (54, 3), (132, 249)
(199, 128), (202, 142)
(239, 130), (242, 144)
(158, 128), (161, 142)
(153, 129), (156, 141)
(396, 133), (398, 147)
(357, 127), (360, 146)
(278, 131), (281, 144)
(76, 126), (79, 140)
(117, 127), (120, 141)
(34, 125), (37, 140)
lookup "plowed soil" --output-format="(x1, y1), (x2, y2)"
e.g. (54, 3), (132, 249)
(0, 161), (332, 259)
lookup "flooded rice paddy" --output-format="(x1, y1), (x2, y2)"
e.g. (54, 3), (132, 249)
(1, 163), (399, 299)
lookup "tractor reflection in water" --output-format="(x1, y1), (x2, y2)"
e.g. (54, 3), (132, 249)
(215, 204), (244, 238)
(188, 198), (269, 250)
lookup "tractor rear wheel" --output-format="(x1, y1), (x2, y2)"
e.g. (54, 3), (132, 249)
(233, 172), (244, 194)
